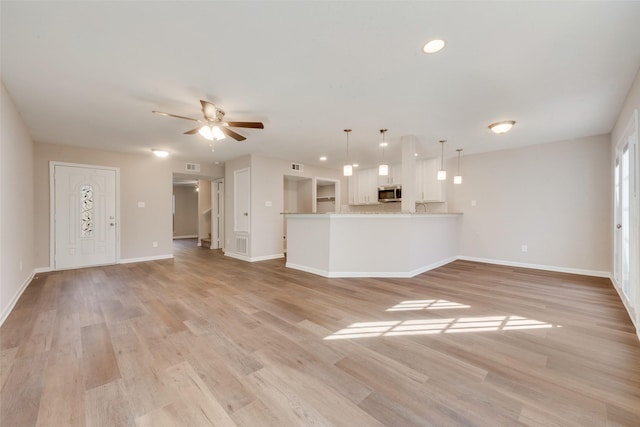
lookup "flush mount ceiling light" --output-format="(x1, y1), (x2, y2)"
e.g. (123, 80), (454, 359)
(319, 156), (327, 161)
(423, 39), (446, 54)
(437, 140), (447, 181)
(152, 149), (169, 158)
(488, 120), (516, 134)
(378, 129), (389, 176)
(343, 129), (353, 176)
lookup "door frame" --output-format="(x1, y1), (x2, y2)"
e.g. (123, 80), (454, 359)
(211, 179), (225, 249)
(49, 161), (121, 270)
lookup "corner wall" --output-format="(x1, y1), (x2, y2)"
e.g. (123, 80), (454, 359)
(0, 81), (35, 324)
(448, 134), (611, 275)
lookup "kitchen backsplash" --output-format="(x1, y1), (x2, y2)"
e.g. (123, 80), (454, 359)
(341, 201), (448, 214)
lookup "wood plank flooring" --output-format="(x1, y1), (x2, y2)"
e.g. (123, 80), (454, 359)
(2, 239), (639, 426)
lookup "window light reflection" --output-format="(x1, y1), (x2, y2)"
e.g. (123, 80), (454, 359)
(386, 299), (471, 311)
(324, 315), (558, 340)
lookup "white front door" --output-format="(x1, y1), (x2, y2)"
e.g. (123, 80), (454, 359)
(53, 164), (118, 269)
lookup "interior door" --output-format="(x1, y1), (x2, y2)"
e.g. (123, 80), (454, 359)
(234, 168), (250, 233)
(54, 164), (117, 269)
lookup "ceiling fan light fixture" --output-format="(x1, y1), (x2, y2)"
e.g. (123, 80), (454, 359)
(198, 125), (226, 141)
(211, 126), (226, 140)
(198, 126), (214, 140)
(489, 120), (516, 134)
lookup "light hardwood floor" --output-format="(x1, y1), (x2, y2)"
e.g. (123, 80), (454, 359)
(1, 239), (639, 426)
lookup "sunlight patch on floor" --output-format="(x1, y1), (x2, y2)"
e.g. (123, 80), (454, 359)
(324, 315), (558, 340)
(386, 299), (471, 311)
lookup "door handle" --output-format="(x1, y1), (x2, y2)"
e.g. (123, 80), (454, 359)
(109, 222), (116, 226)
(244, 212), (248, 216)
(616, 224), (622, 229)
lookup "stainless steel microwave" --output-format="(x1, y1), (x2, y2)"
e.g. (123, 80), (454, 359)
(378, 185), (401, 203)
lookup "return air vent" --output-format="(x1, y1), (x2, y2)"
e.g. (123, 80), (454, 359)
(291, 163), (304, 172)
(185, 163), (200, 172)
(236, 236), (248, 255)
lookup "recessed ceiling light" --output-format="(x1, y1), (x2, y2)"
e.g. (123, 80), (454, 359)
(414, 153), (419, 157)
(152, 149), (169, 158)
(488, 120), (516, 134)
(320, 156), (327, 161)
(423, 39), (446, 54)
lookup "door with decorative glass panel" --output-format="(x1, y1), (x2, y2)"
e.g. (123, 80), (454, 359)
(53, 163), (118, 269)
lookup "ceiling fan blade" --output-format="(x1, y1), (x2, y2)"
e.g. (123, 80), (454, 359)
(184, 127), (201, 135)
(226, 121), (264, 129)
(221, 127), (246, 141)
(152, 110), (199, 122)
(200, 100), (218, 121)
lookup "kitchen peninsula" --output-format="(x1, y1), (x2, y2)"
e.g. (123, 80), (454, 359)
(285, 213), (462, 278)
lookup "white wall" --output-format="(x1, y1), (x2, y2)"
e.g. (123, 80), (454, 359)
(448, 134), (611, 275)
(34, 143), (223, 266)
(1, 81), (35, 324)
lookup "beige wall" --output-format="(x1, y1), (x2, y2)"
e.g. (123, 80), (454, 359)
(172, 185), (198, 237)
(448, 134), (611, 274)
(34, 143), (223, 266)
(1, 81), (35, 322)
(224, 154), (346, 259)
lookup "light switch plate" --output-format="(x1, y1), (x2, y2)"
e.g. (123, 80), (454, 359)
(265, 201), (272, 207)
(138, 201), (145, 208)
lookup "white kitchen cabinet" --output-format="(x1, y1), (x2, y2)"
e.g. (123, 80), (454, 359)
(349, 168), (379, 205)
(377, 164), (402, 186)
(415, 159), (445, 202)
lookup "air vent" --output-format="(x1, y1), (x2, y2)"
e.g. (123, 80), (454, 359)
(291, 163), (304, 172)
(236, 236), (248, 255)
(186, 163), (200, 172)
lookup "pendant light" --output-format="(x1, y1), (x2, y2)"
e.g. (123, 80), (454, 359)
(437, 140), (447, 181)
(343, 129), (353, 176)
(454, 148), (463, 184)
(378, 129), (389, 176)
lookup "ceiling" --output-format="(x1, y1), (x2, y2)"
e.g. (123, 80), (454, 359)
(2, 1), (640, 171)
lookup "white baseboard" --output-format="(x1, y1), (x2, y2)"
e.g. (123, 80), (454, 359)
(119, 254), (174, 264)
(285, 262), (330, 277)
(225, 252), (284, 262)
(286, 257), (457, 278)
(0, 270), (36, 327)
(456, 256), (611, 278)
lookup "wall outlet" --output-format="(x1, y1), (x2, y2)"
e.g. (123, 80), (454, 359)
(471, 200), (477, 207)
(152, 241), (158, 248)
(265, 200), (272, 207)
(521, 244), (528, 253)
(19, 261), (23, 271)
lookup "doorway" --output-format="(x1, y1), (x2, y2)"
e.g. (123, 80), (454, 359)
(614, 109), (638, 326)
(50, 162), (119, 269)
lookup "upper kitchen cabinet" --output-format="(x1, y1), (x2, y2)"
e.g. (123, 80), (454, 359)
(377, 164), (402, 186)
(349, 167), (379, 205)
(415, 159), (445, 202)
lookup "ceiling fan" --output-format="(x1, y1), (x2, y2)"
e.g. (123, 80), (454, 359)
(152, 100), (264, 142)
